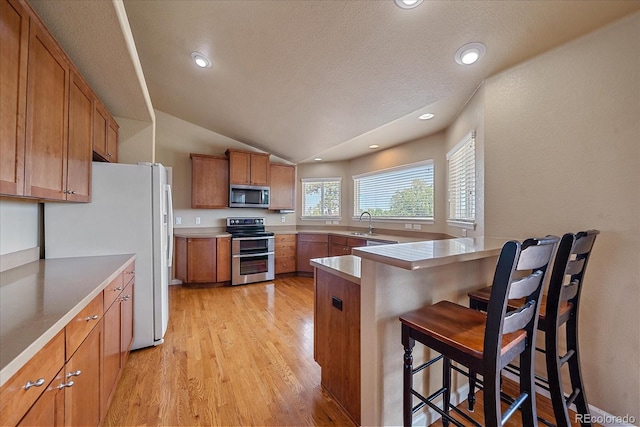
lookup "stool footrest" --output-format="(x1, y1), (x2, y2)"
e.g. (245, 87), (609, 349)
(566, 387), (581, 407)
(559, 349), (575, 366)
(501, 392), (529, 424)
(412, 354), (443, 375)
(410, 387), (470, 427)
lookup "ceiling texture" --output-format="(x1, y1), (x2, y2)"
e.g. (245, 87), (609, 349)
(30, 1), (639, 164)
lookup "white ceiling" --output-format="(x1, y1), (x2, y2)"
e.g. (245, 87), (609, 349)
(30, 0), (639, 164)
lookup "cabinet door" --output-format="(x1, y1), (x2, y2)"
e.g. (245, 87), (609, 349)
(24, 18), (69, 200)
(93, 102), (108, 159)
(175, 236), (187, 282)
(216, 237), (231, 282)
(102, 297), (121, 419)
(297, 238), (328, 273)
(106, 119), (118, 162)
(269, 164), (295, 210)
(121, 281), (134, 362)
(65, 319), (102, 427)
(0, 0), (29, 196)
(187, 238), (216, 283)
(66, 72), (92, 202)
(191, 154), (229, 208)
(17, 368), (65, 427)
(249, 153), (269, 186)
(227, 150), (251, 185)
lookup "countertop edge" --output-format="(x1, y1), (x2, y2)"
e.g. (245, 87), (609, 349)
(0, 254), (136, 387)
(311, 256), (361, 284)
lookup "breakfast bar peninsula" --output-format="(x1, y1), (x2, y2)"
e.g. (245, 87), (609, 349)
(311, 237), (507, 426)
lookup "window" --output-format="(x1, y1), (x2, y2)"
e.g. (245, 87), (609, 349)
(447, 131), (476, 223)
(301, 178), (341, 218)
(353, 160), (434, 219)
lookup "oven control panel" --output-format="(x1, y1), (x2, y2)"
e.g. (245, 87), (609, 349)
(227, 217), (265, 226)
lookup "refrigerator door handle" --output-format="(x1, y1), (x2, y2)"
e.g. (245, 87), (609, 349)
(166, 184), (174, 267)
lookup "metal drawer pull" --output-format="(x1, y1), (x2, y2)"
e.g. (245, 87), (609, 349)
(67, 370), (81, 378)
(57, 381), (74, 389)
(123, 295), (131, 301)
(24, 378), (45, 390)
(113, 286), (123, 291)
(85, 315), (99, 321)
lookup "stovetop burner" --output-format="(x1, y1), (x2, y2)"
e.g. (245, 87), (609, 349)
(226, 217), (273, 237)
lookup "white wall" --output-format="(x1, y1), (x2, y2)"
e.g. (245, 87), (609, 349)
(115, 116), (155, 164)
(0, 199), (39, 255)
(482, 13), (639, 419)
(297, 131), (449, 235)
(153, 110), (295, 228)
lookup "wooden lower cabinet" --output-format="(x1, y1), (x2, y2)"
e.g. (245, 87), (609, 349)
(297, 234), (328, 274)
(65, 319), (103, 427)
(275, 234), (296, 274)
(175, 236), (231, 284)
(17, 368), (65, 427)
(314, 269), (361, 425)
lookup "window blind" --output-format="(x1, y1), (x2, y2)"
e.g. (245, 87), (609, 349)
(353, 160), (434, 219)
(301, 178), (341, 218)
(447, 131), (476, 222)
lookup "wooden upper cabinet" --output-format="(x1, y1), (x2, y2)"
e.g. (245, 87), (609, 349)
(92, 101), (108, 160)
(66, 72), (92, 202)
(269, 163), (295, 210)
(0, 0), (29, 196)
(23, 16), (69, 200)
(226, 149), (270, 186)
(191, 153), (229, 208)
(106, 118), (118, 163)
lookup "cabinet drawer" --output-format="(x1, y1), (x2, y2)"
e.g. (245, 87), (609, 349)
(329, 235), (347, 246)
(103, 273), (124, 310)
(276, 247), (296, 258)
(276, 256), (296, 274)
(298, 233), (328, 243)
(124, 261), (135, 286)
(347, 237), (367, 248)
(275, 234), (296, 244)
(0, 332), (65, 427)
(65, 293), (103, 358)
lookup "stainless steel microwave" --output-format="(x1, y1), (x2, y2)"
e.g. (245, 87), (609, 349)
(229, 185), (270, 208)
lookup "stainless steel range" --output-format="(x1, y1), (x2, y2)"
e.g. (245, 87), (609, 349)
(226, 217), (275, 286)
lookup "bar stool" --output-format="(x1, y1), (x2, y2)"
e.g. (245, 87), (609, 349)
(400, 236), (558, 427)
(467, 230), (599, 427)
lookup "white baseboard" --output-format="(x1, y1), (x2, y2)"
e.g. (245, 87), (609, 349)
(412, 383), (470, 427)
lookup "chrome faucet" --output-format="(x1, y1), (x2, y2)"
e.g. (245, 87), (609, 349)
(359, 211), (373, 234)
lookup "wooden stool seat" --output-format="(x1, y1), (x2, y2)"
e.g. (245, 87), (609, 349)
(468, 287), (573, 325)
(400, 301), (526, 365)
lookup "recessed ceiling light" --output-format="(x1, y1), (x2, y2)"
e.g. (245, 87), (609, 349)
(191, 51), (212, 68)
(419, 113), (435, 120)
(369, 144), (380, 149)
(455, 43), (486, 65)
(314, 158), (322, 161)
(394, 0), (423, 9)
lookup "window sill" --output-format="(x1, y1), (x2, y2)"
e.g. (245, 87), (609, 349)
(447, 220), (476, 230)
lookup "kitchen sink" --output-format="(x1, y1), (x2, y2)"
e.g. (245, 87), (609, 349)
(350, 232), (371, 236)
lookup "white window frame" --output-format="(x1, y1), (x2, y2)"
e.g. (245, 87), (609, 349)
(447, 130), (476, 229)
(300, 178), (342, 220)
(352, 160), (435, 222)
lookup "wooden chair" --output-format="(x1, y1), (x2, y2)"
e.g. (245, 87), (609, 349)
(400, 236), (558, 427)
(467, 230), (599, 427)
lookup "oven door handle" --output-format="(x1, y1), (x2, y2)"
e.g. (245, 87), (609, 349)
(233, 236), (274, 241)
(233, 252), (275, 259)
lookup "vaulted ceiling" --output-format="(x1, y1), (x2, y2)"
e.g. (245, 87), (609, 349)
(30, 0), (639, 163)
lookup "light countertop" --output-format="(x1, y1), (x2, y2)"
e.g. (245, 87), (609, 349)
(0, 254), (135, 386)
(352, 237), (508, 270)
(310, 255), (361, 284)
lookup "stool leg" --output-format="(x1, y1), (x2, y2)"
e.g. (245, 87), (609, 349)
(442, 357), (451, 427)
(483, 365), (502, 427)
(467, 370), (476, 411)
(566, 318), (592, 427)
(402, 325), (416, 427)
(520, 337), (538, 427)
(546, 323), (570, 427)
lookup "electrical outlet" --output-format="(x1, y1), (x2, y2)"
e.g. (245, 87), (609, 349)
(332, 220), (339, 224)
(326, 220), (332, 225)
(281, 216), (286, 223)
(413, 224), (421, 230)
(195, 217), (201, 225)
(462, 228), (467, 237)
(405, 223), (412, 229)
(175, 217), (182, 225)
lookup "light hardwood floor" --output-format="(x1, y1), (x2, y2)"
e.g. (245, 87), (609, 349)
(104, 276), (593, 426)
(103, 276), (354, 426)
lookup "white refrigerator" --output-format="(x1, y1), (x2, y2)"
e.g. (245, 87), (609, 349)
(44, 162), (173, 350)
